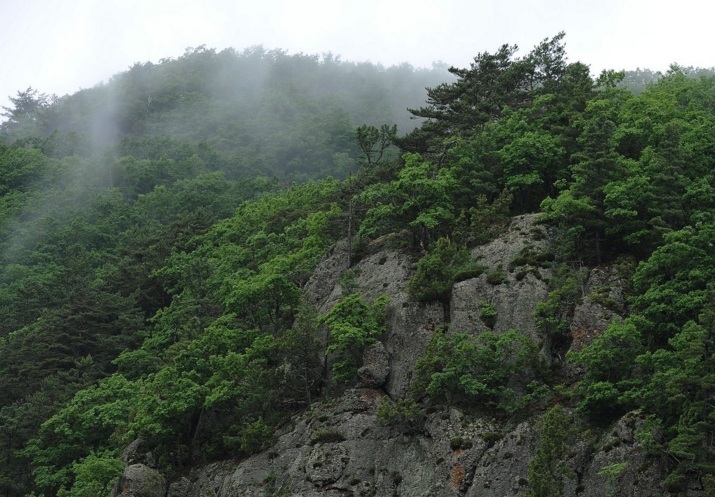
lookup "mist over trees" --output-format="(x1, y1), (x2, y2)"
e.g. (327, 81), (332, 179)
(1, 46), (449, 181)
(1, 35), (715, 497)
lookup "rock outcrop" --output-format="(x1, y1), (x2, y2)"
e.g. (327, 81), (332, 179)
(114, 464), (166, 497)
(114, 215), (684, 497)
(148, 394), (672, 497)
(579, 411), (671, 497)
(357, 341), (389, 388)
(451, 214), (553, 342)
(202, 389), (514, 497)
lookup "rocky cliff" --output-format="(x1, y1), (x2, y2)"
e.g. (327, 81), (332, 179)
(114, 215), (694, 497)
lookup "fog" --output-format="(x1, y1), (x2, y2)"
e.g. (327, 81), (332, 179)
(2, 0), (714, 112)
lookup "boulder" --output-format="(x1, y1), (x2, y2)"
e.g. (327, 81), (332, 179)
(357, 341), (389, 387)
(121, 438), (156, 468)
(113, 464), (166, 497)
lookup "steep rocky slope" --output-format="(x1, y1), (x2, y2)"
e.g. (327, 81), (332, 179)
(114, 215), (691, 497)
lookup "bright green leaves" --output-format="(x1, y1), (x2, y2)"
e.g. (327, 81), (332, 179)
(542, 105), (626, 263)
(0, 88), (51, 142)
(408, 237), (484, 303)
(404, 33), (575, 148)
(0, 146), (53, 195)
(602, 163), (655, 250)
(234, 417), (274, 455)
(412, 329), (541, 412)
(360, 153), (457, 246)
(276, 298), (322, 406)
(55, 452), (123, 497)
(320, 293), (389, 384)
(572, 320), (643, 384)
(540, 191), (596, 254)
(204, 334), (276, 410)
(498, 114), (567, 211)
(534, 262), (588, 362)
(526, 405), (574, 497)
(570, 288), (715, 482)
(634, 309), (715, 484)
(356, 124), (398, 167)
(220, 211), (339, 331)
(541, 68), (715, 264)
(556, 71), (715, 486)
(224, 271), (300, 332)
(153, 179), (341, 339)
(21, 375), (135, 496)
(569, 320), (643, 420)
(133, 368), (206, 441)
(631, 222), (715, 344)
(14, 176), (345, 489)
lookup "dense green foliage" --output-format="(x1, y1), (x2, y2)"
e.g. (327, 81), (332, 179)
(320, 293), (389, 384)
(526, 405), (575, 497)
(408, 237), (485, 302)
(2, 34), (715, 496)
(411, 329), (542, 413)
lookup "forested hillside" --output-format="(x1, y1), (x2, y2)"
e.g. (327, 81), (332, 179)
(1, 45), (448, 181)
(1, 33), (715, 496)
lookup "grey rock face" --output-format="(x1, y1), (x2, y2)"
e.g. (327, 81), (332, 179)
(471, 213), (552, 272)
(121, 438), (154, 467)
(562, 263), (630, 382)
(167, 477), (192, 497)
(384, 300), (445, 398)
(465, 421), (536, 497)
(312, 246), (412, 316)
(164, 461), (234, 497)
(568, 264), (628, 355)
(113, 464), (166, 497)
(304, 239), (350, 310)
(183, 398), (681, 497)
(451, 214), (552, 342)
(451, 271), (549, 340)
(306, 443), (350, 486)
(353, 249), (412, 305)
(307, 240), (442, 399)
(358, 341), (389, 387)
(580, 411), (669, 497)
(213, 390), (496, 497)
(164, 216), (684, 497)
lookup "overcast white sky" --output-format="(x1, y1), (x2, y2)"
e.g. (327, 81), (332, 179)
(1, 0), (714, 112)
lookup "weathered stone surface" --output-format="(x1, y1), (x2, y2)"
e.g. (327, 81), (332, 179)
(304, 239), (350, 310)
(450, 214), (553, 344)
(114, 464), (166, 497)
(306, 443), (350, 486)
(561, 264), (630, 382)
(165, 461), (234, 497)
(353, 249), (412, 305)
(121, 438), (154, 467)
(306, 239), (440, 399)
(311, 246), (412, 316)
(181, 397), (685, 497)
(466, 421), (536, 497)
(167, 477), (191, 497)
(451, 271), (549, 340)
(568, 264), (627, 355)
(167, 216), (684, 497)
(384, 300), (444, 398)
(358, 341), (389, 387)
(213, 390), (462, 497)
(471, 213), (552, 272)
(580, 411), (669, 497)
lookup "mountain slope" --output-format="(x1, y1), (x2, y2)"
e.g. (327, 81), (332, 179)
(1, 34), (715, 497)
